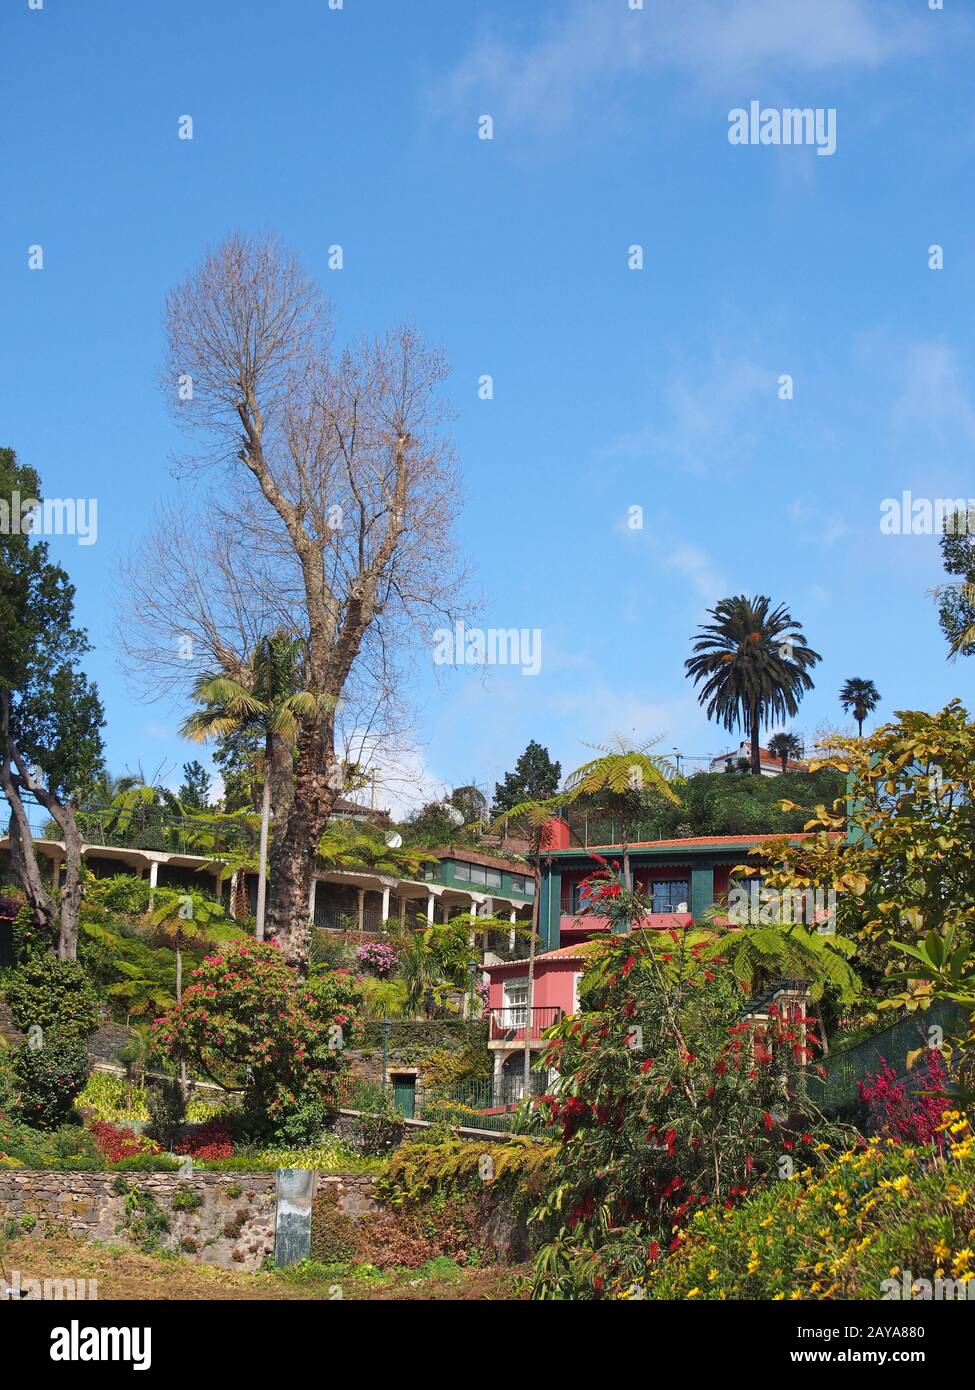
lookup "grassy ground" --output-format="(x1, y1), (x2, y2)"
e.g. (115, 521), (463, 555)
(0, 1234), (523, 1301)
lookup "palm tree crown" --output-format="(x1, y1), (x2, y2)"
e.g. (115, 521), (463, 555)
(838, 677), (880, 737)
(685, 595), (821, 776)
(767, 731), (804, 772)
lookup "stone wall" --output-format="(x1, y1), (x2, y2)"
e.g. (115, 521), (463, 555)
(0, 1170), (377, 1273)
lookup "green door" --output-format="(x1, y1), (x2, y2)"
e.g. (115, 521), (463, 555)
(391, 1074), (416, 1119)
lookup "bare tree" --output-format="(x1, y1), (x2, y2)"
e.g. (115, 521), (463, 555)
(120, 234), (465, 968)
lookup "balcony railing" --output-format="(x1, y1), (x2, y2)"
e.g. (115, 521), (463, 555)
(489, 1006), (563, 1042)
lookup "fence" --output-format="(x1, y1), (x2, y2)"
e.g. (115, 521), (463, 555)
(809, 998), (966, 1112)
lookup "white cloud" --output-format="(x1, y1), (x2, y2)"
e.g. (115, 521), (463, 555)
(608, 343), (774, 477)
(441, 0), (930, 134)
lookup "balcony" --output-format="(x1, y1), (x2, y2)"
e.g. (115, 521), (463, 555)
(489, 1006), (563, 1046)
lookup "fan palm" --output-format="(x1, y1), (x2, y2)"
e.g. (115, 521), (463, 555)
(767, 731), (804, 772)
(180, 633), (332, 939)
(685, 595), (821, 776)
(839, 677), (880, 738)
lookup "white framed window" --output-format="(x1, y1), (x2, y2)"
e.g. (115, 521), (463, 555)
(503, 976), (529, 1027)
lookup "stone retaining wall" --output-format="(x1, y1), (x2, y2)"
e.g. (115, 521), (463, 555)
(0, 1170), (377, 1272)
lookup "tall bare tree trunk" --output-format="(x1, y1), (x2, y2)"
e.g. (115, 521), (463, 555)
(266, 718), (340, 971)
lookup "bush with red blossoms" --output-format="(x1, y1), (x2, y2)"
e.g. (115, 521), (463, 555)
(152, 940), (363, 1138)
(528, 884), (845, 1299)
(856, 1050), (950, 1147)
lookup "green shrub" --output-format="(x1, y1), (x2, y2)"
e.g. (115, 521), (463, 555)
(4, 956), (101, 1039)
(88, 875), (152, 916)
(13, 1032), (91, 1130)
(170, 1187), (203, 1211)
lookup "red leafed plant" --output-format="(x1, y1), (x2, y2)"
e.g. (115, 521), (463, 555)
(856, 1050), (950, 1146)
(90, 1121), (161, 1162)
(174, 1118), (234, 1160)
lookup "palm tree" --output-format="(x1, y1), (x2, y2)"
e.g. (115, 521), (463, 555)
(685, 595), (821, 777)
(180, 633), (330, 939)
(767, 732), (803, 773)
(839, 678), (880, 738)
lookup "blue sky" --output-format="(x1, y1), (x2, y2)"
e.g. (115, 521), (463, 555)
(2, 0), (973, 814)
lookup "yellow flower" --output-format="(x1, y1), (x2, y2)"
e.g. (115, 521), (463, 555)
(773, 1291), (785, 1300)
(687, 1288), (701, 1298)
(708, 1269), (718, 1282)
(934, 1240), (950, 1263)
(952, 1249), (974, 1276)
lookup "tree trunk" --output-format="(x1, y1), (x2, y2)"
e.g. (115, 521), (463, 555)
(55, 807), (85, 960)
(267, 715), (340, 971)
(255, 759), (272, 942)
(523, 841), (541, 1096)
(750, 705), (762, 776)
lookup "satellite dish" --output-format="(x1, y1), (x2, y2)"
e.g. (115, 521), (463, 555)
(385, 831), (403, 849)
(443, 803), (465, 827)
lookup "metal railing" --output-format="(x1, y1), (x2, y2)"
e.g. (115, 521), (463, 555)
(489, 1006), (562, 1042)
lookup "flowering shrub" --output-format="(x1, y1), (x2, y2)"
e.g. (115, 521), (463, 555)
(642, 1117), (974, 1300)
(528, 892), (844, 1299)
(153, 941), (363, 1138)
(89, 1121), (160, 1163)
(857, 1051), (950, 1147)
(354, 941), (399, 978)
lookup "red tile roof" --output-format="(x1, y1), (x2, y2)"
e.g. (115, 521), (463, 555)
(583, 833), (830, 851)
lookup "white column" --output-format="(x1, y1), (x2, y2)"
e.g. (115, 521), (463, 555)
(509, 908), (517, 952)
(228, 871), (239, 920)
(308, 878), (317, 922)
(148, 860), (159, 909)
(357, 888), (365, 932)
(381, 886), (390, 923)
(426, 893), (435, 924)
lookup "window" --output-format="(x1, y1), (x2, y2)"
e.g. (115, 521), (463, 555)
(510, 873), (525, 893)
(570, 880), (589, 914)
(469, 864), (486, 885)
(452, 861), (471, 882)
(503, 977), (529, 1027)
(485, 867), (502, 888)
(523, 877), (535, 897)
(651, 880), (690, 914)
(422, 862), (437, 881)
